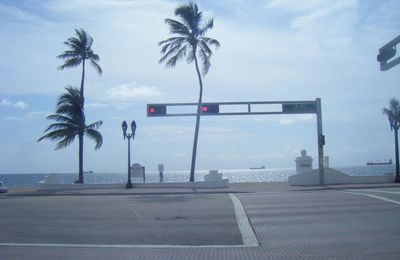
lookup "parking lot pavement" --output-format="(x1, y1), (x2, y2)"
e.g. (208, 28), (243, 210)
(1, 187), (400, 259)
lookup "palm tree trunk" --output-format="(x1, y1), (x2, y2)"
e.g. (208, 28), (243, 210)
(189, 54), (203, 182)
(395, 128), (400, 183)
(78, 132), (84, 183)
(80, 59), (86, 110)
(77, 59), (86, 184)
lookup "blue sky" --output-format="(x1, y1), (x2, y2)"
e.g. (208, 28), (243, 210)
(0, 0), (399, 174)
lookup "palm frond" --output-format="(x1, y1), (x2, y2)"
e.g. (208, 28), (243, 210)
(390, 98), (400, 111)
(198, 47), (211, 76)
(383, 98), (400, 131)
(159, 37), (187, 47)
(159, 43), (188, 64)
(186, 47), (196, 63)
(159, 37), (187, 54)
(175, 2), (201, 31)
(63, 39), (81, 50)
(199, 18), (214, 36)
(37, 128), (77, 143)
(56, 134), (77, 150)
(159, 2), (219, 76)
(47, 114), (75, 124)
(165, 19), (190, 36)
(58, 28), (101, 76)
(57, 51), (80, 60)
(58, 58), (82, 70)
(165, 45), (190, 67)
(88, 52), (100, 62)
(86, 120), (103, 130)
(85, 129), (103, 150)
(90, 60), (103, 75)
(43, 122), (78, 132)
(203, 37), (220, 48)
(198, 40), (213, 57)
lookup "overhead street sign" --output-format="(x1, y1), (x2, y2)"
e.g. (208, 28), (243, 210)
(147, 101), (318, 117)
(282, 103), (316, 114)
(146, 98), (325, 185)
(378, 35), (400, 71)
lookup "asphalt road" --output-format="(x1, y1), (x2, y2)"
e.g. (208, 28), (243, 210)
(1, 186), (400, 259)
(0, 194), (241, 246)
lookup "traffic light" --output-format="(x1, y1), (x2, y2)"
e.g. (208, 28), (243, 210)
(201, 104), (219, 114)
(147, 104), (166, 116)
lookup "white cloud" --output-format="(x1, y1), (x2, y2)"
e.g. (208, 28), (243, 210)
(0, 3), (44, 23)
(141, 125), (193, 137)
(265, 0), (330, 12)
(108, 82), (162, 101)
(0, 98), (12, 106)
(279, 114), (314, 125)
(14, 101), (28, 109)
(85, 102), (110, 109)
(46, 0), (174, 12)
(0, 98), (27, 109)
(290, 0), (358, 31)
(2, 111), (49, 121)
(265, 0), (359, 51)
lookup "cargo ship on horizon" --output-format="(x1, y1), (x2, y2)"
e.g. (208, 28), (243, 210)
(366, 159), (392, 166)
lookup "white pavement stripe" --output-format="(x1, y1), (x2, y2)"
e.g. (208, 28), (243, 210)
(357, 189), (400, 195)
(341, 191), (400, 206)
(0, 242), (256, 249)
(229, 193), (259, 247)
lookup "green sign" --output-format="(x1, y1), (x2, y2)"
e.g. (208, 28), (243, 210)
(282, 103), (316, 114)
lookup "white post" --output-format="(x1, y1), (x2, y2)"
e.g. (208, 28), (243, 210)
(316, 98), (324, 185)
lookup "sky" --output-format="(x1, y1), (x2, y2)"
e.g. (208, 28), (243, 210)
(0, 0), (399, 174)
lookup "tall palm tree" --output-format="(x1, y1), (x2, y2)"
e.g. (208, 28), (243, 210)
(38, 87), (103, 183)
(57, 28), (102, 109)
(159, 2), (220, 182)
(383, 98), (400, 183)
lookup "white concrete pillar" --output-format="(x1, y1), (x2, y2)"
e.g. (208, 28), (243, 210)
(295, 150), (313, 174)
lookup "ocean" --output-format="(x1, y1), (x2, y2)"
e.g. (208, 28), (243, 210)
(0, 165), (395, 188)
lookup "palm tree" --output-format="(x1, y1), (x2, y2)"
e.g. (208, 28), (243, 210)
(159, 2), (220, 182)
(57, 28), (102, 110)
(38, 87), (103, 183)
(383, 98), (400, 183)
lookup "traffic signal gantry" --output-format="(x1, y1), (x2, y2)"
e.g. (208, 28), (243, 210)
(147, 99), (326, 185)
(377, 35), (400, 71)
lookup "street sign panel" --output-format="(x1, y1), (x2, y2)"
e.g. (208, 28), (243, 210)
(378, 35), (400, 71)
(282, 103), (316, 114)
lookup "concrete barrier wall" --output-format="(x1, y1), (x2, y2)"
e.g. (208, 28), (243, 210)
(289, 168), (395, 186)
(38, 179), (230, 191)
(38, 183), (125, 191)
(133, 179), (229, 189)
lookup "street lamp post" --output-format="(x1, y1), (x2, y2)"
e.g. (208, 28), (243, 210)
(122, 120), (137, 189)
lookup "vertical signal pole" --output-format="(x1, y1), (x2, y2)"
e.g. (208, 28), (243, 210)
(316, 98), (324, 185)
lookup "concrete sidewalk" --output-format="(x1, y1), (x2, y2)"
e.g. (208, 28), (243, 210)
(5, 181), (400, 196)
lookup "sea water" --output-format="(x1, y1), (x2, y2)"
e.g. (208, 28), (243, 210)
(0, 165), (395, 188)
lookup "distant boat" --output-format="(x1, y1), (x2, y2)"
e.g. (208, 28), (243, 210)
(249, 165), (266, 170)
(84, 170), (94, 173)
(367, 159), (392, 166)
